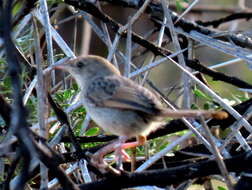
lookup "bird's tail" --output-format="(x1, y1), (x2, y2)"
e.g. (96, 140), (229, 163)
(159, 109), (228, 120)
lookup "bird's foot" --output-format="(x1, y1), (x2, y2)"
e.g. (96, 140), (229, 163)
(90, 152), (121, 175)
(114, 149), (131, 162)
(89, 135), (146, 174)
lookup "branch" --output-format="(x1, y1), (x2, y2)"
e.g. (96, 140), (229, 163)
(48, 93), (82, 152)
(187, 59), (252, 89)
(64, 0), (174, 56)
(2, 1), (31, 188)
(2, 1), (79, 189)
(196, 12), (252, 28)
(64, 0), (252, 90)
(98, 0), (252, 49)
(56, 151), (252, 190)
(0, 95), (11, 127)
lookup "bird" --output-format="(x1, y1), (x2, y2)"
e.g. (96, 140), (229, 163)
(54, 55), (227, 173)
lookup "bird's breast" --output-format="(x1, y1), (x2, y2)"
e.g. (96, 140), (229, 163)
(82, 97), (160, 137)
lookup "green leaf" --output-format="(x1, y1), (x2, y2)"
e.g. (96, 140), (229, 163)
(217, 186), (227, 190)
(203, 101), (211, 110)
(73, 83), (79, 91)
(175, 0), (183, 11)
(63, 89), (72, 99)
(175, 0), (189, 11)
(12, 1), (22, 15)
(84, 127), (100, 136)
(190, 103), (199, 109)
(47, 0), (64, 6)
(193, 88), (212, 101)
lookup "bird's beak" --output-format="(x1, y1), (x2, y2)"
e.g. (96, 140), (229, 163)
(53, 63), (70, 71)
(50, 57), (73, 71)
(52, 58), (75, 72)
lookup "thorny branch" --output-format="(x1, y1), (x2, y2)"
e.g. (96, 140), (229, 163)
(65, 0), (252, 89)
(56, 151), (252, 190)
(2, 1), (79, 189)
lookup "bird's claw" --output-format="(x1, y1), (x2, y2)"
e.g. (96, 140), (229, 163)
(90, 153), (122, 175)
(114, 149), (131, 162)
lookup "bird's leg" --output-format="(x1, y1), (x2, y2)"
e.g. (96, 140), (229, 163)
(114, 136), (131, 170)
(117, 135), (146, 163)
(91, 140), (119, 165)
(115, 135), (146, 170)
(91, 137), (129, 174)
(90, 135), (146, 174)
(114, 135), (146, 163)
(121, 135), (146, 149)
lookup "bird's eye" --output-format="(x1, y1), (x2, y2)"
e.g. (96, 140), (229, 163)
(76, 61), (84, 68)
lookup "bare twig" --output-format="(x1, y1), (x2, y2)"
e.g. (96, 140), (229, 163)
(164, 55), (252, 150)
(129, 49), (187, 78)
(193, 53), (252, 75)
(175, 0), (199, 24)
(161, 0), (191, 108)
(73, 16), (78, 54)
(220, 105), (252, 151)
(34, 9), (75, 58)
(140, 15), (166, 86)
(57, 152), (252, 190)
(33, 14), (49, 190)
(199, 116), (234, 190)
(3, 2), (79, 189)
(79, 159), (92, 183)
(2, 1), (32, 188)
(136, 130), (194, 171)
(48, 163), (79, 189)
(197, 12), (252, 28)
(39, 0), (55, 88)
(107, 0), (151, 61)
(124, 18), (132, 77)
(176, 29), (252, 63)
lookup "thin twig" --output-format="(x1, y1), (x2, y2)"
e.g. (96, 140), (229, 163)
(33, 14), (49, 190)
(174, 28), (252, 63)
(107, 0), (151, 61)
(39, 0), (55, 86)
(199, 116), (234, 190)
(23, 57), (71, 105)
(174, 0), (199, 24)
(192, 53), (252, 75)
(48, 163), (79, 189)
(124, 17), (132, 77)
(136, 130), (194, 171)
(73, 16), (78, 54)
(34, 9), (75, 58)
(140, 15), (166, 85)
(79, 159), (92, 183)
(129, 49), (187, 78)
(176, 57), (252, 134)
(80, 114), (91, 136)
(107, 33), (121, 62)
(220, 105), (252, 152)
(2, 1), (32, 188)
(161, 0), (191, 108)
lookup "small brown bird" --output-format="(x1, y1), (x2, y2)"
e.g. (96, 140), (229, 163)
(55, 55), (227, 173)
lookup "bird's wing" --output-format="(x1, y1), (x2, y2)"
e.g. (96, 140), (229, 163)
(86, 76), (162, 114)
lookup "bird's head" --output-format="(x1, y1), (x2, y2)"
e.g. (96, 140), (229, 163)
(54, 55), (120, 89)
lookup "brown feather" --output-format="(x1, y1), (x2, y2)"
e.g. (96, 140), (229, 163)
(86, 75), (162, 115)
